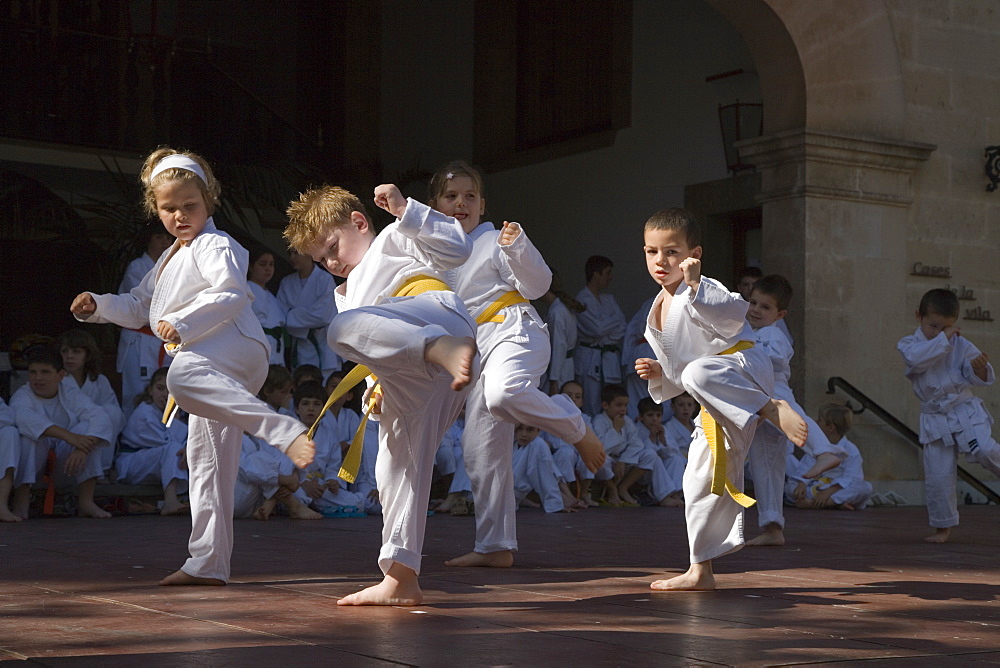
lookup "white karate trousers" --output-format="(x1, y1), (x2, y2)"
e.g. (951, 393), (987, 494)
(923, 422), (1000, 528)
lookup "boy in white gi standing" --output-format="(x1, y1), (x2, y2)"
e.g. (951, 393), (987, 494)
(897, 288), (999, 543)
(71, 147), (315, 585)
(574, 255), (627, 416)
(286, 183), (479, 606)
(635, 207), (807, 591)
(278, 248), (340, 376)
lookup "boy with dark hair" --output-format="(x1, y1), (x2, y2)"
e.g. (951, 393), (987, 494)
(574, 255), (627, 415)
(10, 347), (115, 519)
(898, 288), (999, 543)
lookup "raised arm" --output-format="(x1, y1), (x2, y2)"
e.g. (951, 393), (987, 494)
(684, 277), (750, 340)
(897, 332), (952, 376)
(493, 222), (552, 300)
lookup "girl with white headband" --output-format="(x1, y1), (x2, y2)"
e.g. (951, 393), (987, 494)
(71, 147), (316, 586)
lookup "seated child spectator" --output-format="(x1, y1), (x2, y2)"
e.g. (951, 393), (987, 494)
(543, 381), (599, 507)
(744, 274), (846, 548)
(118, 367), (189, 516)
(635, 397), (685, 505)
(259, 365), (294, 415)
(592, 384), (681, 507)
(10, 347), (115, 519)
(58, 329), (125, 473)
(1, 397), (22, 522)
(786, 403), (873, 510)
(283, 364), (324, 416)
(664, 392), (697, 458)
(897, 288), (1000, 543)
(235, 433), (319, 520)
(294, 382), (365, 515)
(512, 423), (584, 513)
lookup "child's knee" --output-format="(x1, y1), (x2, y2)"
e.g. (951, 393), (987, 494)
(680, 358), (717, 394)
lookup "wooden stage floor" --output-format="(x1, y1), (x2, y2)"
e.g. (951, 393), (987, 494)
(1, 504), (998, 666)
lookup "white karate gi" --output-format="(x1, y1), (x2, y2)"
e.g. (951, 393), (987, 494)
(118, 401), (188, 491)
(435, 420), (461, 477)
(249, 282), (287, 366)
(622, 295), (660, 419)
(117, 252), (172, 418)
(592, 412), (679, 501)
(304, 410), (364, 511)
(348, 420), (382, 514)
(512, 437), (565, 513)
(747, 323), (846, 530)
(897, 328), (1000, 528)
(11, 383), (113, 487)
(573, 287), (627, 416)
(77, 218), (307, 582)
(445, 221), (586, 555)
(785, 436), (873, 509)
(1, 399), (21, 483)
(277, 266), (341, 375)
(664, 417), (694, 458)
(61, 374), (124, 473)
(328, 198), (477, 576)
(544, 297), (577, 391)
(234, 434), (310, 518)
(637, 421), (686, 494)
(645, 278), (775, 563)
(543, 395), (595, 485)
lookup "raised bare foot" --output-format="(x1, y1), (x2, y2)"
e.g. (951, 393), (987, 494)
(160, 499), (190, 516)
(0, 508), (23, 522)
(651, 563), (715, 591)
(445, 550), (514, 568)
(285, 433), (316, 469)
(159, 569), (226, 586)
(572, 426), (607, 472)
(760, 399), (808, 447)
(425, 336), (477, 391)
(253, 497), (278, 521)
(78, 500), (112, 519)
(803, 452), (842, 479)
(925, 528), (950, 544)
(747, 527), (785, 546)
(338, 565), (422, 606)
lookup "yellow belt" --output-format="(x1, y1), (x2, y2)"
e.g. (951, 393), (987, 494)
(700, 340), (757, 509)
(308, 275), (452, 483)
(476, 290), (528, 324)
(160, 343), (181, 426)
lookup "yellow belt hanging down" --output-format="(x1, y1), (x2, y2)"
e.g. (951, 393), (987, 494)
(699, 340), (757, 509)
(308, 274), (528, 483)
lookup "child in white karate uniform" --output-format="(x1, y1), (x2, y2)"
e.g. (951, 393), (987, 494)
(427, 161), (604, 569)
(592, 384), (680, 507)
(278, 248), (341, 376)
(72, 147), (314, 586)
(10, 348), (114, 519)
(634, 207), (807, 591)
(539, 272), (583, 395)
(636, 398), (685, 504)
(574, 255), (628, 416)
(295, 381), (364, 515)
(117, 228), (174, 418)
(897, 288), (1000, 543)
(543, 381), (599, 507)
(743, 275), (846, 547)
(248, 247), (288, 367)
(58, 329), (125, 474)
(287, 183), (479, 606)
(118, 368), (189, 516)
(235, 433), (318, 520)
(786, 404), (873, 510)
(512, 424), (584, 513)
(664, 392), (697, 458)
(622, 295), (662, 419)
(0, 397), (24, 522)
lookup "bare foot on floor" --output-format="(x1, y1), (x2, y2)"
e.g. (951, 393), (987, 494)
(658, 495), (684, 508)
(254, 497), (278, 521)
(338, 564), (422, 606)
(160, 500), (190, 516)
(925, 528), (950, 544)
(444, 550), (514, 568)
(617, 486), (638, 505)
(803, 452), (842, 479)
(285, 433), (316, 469)
(159, 569), (225, 586)
(78, 500), (112, 519)
(760, 399), (808, 447)
(425, 336), (477, 391)
(747, 529), (785, 546)
(288, 502), (323, 520)
(651, 564), (715, 591)
(572, 425), (606, 472)
(0, 508), (23, 522)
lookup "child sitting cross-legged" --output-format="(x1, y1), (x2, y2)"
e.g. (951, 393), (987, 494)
(592, 384), (681, 507)
(542, 381), (600, 507)
(664, 392), (697, 458)
(513, 423), (585, 513)
(635, 398), (685, 506)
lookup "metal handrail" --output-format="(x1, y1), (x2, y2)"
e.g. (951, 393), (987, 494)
(826, 376), (1000, 505)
